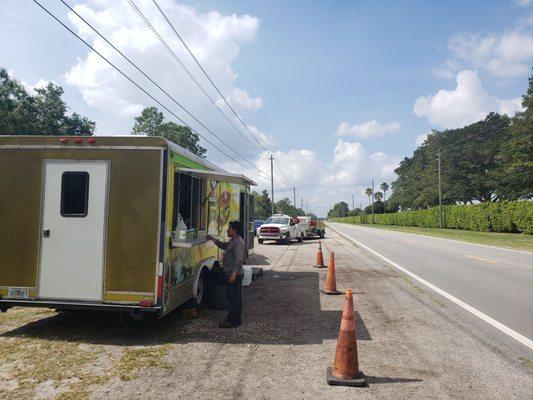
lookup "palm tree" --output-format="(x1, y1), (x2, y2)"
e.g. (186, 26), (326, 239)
(364, 187), (372, 206)
(374, 191), (383, 202)
(380, 182), (389, 201)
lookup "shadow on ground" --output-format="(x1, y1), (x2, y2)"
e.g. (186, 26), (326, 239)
(2, 269), (370, 347)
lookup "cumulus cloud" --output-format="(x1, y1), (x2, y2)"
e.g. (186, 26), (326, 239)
(20, 78), (55, 94)
(414, 132), (430, 146)
(435, 29), (533, 79)
(219, 87), (262, 111)
(63, 0), (263, 157)
(223, 139), (399, 216)
(322, 139), (400, 188)
(413, 70), (523, 129)
(335, 119), (400, 139)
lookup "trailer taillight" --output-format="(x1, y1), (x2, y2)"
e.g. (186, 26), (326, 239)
(59, 137), (68, 143)
(87, 138), (96, 144)
(73, 137), (83, 144)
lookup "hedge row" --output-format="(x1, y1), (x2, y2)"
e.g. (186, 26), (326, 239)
(331, 201), (533, 234)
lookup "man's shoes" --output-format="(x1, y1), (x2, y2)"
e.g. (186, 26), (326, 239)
(218, 320), (237, 329)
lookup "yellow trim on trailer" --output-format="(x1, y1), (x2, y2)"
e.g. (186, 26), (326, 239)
(104, 292), (155, 303)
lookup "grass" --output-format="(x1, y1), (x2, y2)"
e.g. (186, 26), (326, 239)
(331, 222), (533, 251)
(0, 308), (174, 399)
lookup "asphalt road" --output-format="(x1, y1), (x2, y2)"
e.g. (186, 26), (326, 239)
(327, 222), (533, 351)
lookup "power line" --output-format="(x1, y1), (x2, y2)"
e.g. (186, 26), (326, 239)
(126, 0), (266, 156)
(151, 0), (269, 153)
(59, 0), (268, 179)
(274, 160), (293, 188)
(34, 0), (266, 181)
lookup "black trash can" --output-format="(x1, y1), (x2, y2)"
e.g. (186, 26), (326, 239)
(207, 268), (228, 309)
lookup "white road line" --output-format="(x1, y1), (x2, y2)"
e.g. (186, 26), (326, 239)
(327, 223), (533, 351)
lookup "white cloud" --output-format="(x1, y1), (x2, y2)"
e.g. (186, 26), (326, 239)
(415, 132), (429, 146)
(63, 0), (263, 157)
(436, 30), (533, 79)
(220, 87), (262, 111)
(322, 139), (400, 188)
(220, 139), (399, 216)
(413, 70), (523, 129)
(515, 0), (533, 6)
(245, 124), (276, 147)
(335, 119), (400, 139)
(20, 78), (54, 94)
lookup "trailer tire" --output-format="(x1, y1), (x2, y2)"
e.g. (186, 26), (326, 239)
(195, 269), (208, 309)
(258, 238), (264, 244)
(185, 268), (208, 311)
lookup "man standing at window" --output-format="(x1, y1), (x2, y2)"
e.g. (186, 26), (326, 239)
(207, 220), (245, 328)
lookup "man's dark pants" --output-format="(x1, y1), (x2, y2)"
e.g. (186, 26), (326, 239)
(226, 274), (244, 326)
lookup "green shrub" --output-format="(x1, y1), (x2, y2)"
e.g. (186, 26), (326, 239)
(330, 201), (533, 233)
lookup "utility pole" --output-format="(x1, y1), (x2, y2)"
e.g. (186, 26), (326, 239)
(270, 154), (275, 215)
(371, 179), (375, 224)
(305, 202), (308, 215)
(293, 187), (296, 208)
(301, 198), (304, 211)
(438, 149), (442, 229)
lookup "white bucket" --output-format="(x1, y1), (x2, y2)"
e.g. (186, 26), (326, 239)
(241, 266), (253, 287)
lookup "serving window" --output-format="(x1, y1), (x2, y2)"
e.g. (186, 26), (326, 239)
(172, 172), (206, 236)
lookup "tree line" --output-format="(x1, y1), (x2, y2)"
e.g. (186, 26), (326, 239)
(391, 73), (532, 209)
(252, 190), (315, 220)
(0, 68), (206, 157)
(328, 72), (532, 217)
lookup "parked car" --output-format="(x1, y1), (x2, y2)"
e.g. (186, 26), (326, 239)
(252, 220), (264, 236)
(257, 214), (303, 244)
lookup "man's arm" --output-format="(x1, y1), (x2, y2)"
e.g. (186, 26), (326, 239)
(207, 235), (228, 250)
(214, 239), (228, 250)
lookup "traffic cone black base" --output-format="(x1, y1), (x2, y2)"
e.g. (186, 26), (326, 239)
(326, 367), (366, 387)
(313, 265), (327, 269)
(320, 289), (343, 295)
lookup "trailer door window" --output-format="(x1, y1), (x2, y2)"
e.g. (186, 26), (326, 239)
(60, 171), (89, 217)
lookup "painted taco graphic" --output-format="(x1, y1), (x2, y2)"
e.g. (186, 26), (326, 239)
(217, 190), (231, 234)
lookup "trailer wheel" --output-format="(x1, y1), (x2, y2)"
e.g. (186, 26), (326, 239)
(195, 269), (208, 309)
(258, 238), (264, 244)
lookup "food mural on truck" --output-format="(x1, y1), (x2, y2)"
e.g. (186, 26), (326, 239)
(163, 165), (243, 311)
(216, 182), (241, 235)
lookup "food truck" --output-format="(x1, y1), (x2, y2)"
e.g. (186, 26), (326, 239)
(0, 136), (256, 318)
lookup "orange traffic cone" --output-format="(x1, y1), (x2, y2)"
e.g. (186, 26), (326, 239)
(326, 289), (366, 387)
(313, 241), (326, 268)
(320, 251), (342, 295)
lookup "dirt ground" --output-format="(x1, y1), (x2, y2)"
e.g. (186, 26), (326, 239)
(0, 229), (531, 399)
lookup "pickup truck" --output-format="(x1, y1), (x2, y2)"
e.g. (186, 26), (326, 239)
(257, 214), (303, 244)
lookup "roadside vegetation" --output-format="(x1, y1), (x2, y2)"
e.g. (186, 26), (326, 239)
(331, 201), (532, 234)
(328, 220), (533, 251)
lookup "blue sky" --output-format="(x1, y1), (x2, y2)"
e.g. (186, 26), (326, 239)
(1, 0), (532, 215)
